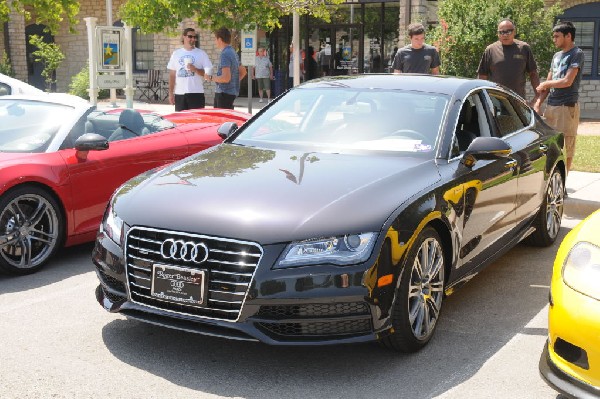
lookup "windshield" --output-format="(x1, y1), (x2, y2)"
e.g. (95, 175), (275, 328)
(0, 99), (74, 153)
(234, 87), (448, 156)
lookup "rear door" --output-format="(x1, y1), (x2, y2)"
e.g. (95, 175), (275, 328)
(484, 89), (547, 225)
(445, 90), (519, 276)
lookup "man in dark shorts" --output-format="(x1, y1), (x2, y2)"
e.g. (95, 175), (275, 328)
(392, 23), (440, 74)
(534, 21), (585, 171)
(477, 18), (540, 102)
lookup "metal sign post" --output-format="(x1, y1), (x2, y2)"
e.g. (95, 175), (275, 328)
(241, 27), (257, 114)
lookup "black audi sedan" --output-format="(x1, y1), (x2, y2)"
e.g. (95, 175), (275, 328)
(93, 74), (566, 352)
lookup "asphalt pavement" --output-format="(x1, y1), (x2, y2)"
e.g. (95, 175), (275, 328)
(97, 97), (600, 220)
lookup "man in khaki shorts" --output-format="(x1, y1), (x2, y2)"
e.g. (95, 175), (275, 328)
(534, 21), (585, 171)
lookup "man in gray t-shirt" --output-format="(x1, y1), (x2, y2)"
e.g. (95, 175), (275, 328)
(393, 23), (440, 74)
(534, 21), (585, 172)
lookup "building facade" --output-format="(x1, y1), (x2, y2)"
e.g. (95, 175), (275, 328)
(1, 0), (599, 115)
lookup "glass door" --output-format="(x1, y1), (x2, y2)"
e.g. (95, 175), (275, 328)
(309, 24), (362, 76)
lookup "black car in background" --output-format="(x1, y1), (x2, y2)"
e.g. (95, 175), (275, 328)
(93, 75), (566, 352)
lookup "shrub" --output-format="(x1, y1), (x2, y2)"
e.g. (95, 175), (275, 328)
(69, 63), (109, 99)
(0, 51), (14, 76)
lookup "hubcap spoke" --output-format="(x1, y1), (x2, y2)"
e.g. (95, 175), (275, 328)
(29, 201), (49, 226)
(17, 237), (32, 267)
(29, 228), (56, 244)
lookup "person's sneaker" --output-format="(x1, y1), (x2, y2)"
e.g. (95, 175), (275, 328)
(259, 98), (264, 103)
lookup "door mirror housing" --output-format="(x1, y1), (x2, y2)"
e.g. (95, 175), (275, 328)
(75, 133), (109, 151)
(217, 122), (239, 139)
(461, 137), (511, 168)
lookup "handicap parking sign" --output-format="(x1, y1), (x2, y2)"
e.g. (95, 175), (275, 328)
(245, 38), (253, 49)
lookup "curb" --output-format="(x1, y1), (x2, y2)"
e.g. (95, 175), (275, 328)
(564, 197), (600, 219)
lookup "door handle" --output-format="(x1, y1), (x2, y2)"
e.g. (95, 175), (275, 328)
(539, 144), (548, 153)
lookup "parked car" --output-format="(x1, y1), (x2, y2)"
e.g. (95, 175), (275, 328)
(93, 74), (566, 352)
(0, 73), (45, 96)
(0, 94), (250, 274)
(540, 209), (600, 398)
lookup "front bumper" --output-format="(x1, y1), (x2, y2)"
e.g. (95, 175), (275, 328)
(539, 341), (600, 399)
(93, 230), (394, 346)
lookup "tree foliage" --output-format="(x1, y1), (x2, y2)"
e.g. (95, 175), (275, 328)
(29, 35), (65, 91)
(119, 0), (344, 35)
(430, 0), (562, 78)
(2, 0), (79, 34)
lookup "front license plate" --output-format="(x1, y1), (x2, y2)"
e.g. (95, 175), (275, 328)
(151, 264), (206, 307)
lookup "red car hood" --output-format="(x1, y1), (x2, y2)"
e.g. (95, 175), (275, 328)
(163, 108), (250, 126)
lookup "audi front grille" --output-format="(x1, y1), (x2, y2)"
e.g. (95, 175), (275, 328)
(125, 227), (263, 321)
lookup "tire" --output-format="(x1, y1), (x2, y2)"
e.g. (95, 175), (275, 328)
(0, 186), (64, 275)
(380, 226), (445, 352)
(525, 170), (564, 247)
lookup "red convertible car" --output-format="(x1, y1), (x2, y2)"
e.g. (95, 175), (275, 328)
(0, 94), (249, 275)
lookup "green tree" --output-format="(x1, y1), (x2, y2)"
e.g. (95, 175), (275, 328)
(29, 34), (65, 92)
(119, 0), (344, 35)
(1, 0), (79, 34)
(431, 0), (562, 78)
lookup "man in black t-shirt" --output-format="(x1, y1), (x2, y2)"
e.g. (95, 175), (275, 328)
(393, 23), (440, 74)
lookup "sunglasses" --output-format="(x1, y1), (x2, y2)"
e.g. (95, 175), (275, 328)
(186, 35), (197, 39)
(497, 29), (514, 35)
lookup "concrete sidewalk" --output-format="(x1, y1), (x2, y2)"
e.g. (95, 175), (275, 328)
(565, 171), (600, 219)
(97, 98), (599, 219)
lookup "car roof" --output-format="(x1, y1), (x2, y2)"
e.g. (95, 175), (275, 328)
(299, 74), (498, 96)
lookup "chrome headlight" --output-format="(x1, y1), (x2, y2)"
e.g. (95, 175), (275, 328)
(562, 241), (600, 301)
(276, 232), (377, 268)
(102, 203), (124, 245)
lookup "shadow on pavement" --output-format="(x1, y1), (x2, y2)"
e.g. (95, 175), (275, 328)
(0, 242), (95, 295)
(100, 227), (571, 399)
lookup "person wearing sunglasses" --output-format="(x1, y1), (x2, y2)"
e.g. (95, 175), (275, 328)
(477, 18), (540, 102)
(167, 27), (213, 111)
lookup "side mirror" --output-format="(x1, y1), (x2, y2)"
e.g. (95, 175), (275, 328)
(74, 133), (109, 151)
(461, 137), (511, 168)
(217, 122), (238, 139)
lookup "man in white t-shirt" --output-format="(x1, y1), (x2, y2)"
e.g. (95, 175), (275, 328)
(167, 28), (212, 111)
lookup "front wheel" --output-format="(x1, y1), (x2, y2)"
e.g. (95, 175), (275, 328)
(380, 226), (445, 352)
(0, 186), (64, 275)
(525, 170), (564, 247)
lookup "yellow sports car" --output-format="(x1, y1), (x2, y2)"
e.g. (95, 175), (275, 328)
(540, 209), (600, 398)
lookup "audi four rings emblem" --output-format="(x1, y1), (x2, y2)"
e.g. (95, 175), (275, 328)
(160, 239), (209, 264)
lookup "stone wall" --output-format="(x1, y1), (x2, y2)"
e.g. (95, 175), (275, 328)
(7, 11), (25, 82)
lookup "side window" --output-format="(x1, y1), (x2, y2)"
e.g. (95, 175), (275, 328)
(487, 90), (526, 137)
(60, 110), (96, 149)
(510, 97), (533, 127)
(451, 94), (482, 158)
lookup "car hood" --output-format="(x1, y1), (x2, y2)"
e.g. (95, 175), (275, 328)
(115, 144), (441, 244)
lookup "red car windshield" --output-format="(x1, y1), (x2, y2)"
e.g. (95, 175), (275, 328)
(0, 99), (74, 153)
